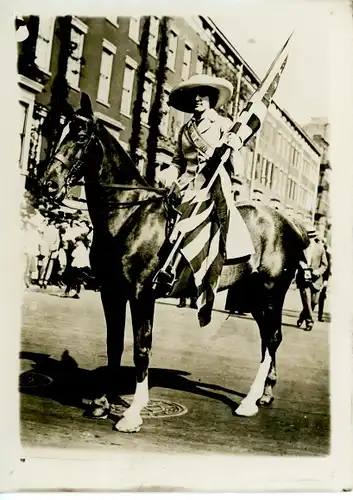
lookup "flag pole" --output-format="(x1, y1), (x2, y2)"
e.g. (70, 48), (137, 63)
(152, 32), (293, 288)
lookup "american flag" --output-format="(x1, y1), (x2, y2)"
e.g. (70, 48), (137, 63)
(173, 34), (293, 327)
(231, 33), (292, 147)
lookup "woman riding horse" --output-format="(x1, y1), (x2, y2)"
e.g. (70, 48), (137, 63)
(156, 75), (254, 286)
(40, 93), (309, 433)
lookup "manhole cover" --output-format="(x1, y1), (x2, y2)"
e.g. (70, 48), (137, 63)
(110, 397), (188, 419)
(19, 371), (53, 389)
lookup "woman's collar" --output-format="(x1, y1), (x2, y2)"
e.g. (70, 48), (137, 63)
(192, 108), (218, 123)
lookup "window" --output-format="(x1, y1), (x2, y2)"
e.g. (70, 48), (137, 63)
(106, 17), (119, 27)
(266, 162), (273, 187)
(97, 40), (116, 105)
(160, 89), (171, 136)
(66, 18), (88, 89)
(138, 155), (145, 175)
(141, 77), (154, 125)
(196, 56), (204, 75)
(120, 59), (137, 117)
(148, 16), (159, 57)
(287, 179), (292, 199)
(261, 157), (267, 183)
(181, 44), (192, 80)
(35, 17), (55, 73)
(255, 153), (261, 180)
(272, 165), (278, 189)
(129, 17), (140, 43)
(19, 102), (29, 169)
(167, 30), (178, 70)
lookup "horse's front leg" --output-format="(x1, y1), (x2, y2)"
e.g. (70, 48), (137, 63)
(114, 293), (154, 432)
(85, 284), (127, 419)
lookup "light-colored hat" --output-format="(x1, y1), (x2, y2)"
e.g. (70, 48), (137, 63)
(168, 75), (234, 113)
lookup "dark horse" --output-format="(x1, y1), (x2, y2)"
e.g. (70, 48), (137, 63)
(40, 94), (309, 432)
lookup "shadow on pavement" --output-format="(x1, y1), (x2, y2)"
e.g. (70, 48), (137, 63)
(19, 350), (246, 415)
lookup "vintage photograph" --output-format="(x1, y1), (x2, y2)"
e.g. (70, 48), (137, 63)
(11, 1), (351, 491)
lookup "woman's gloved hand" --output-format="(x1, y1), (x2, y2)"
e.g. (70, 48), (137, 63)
(222, 132), (242, 151)
(157, 165), (179, 187)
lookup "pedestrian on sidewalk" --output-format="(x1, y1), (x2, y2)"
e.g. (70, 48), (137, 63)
(296, 227), (328, 331)
(38, 217), (60, 289)
(318, 243), (331, 322)
(22, 215), (41, 290)
(62, 236), (91, 299)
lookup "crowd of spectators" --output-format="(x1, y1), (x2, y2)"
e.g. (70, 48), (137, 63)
(21, 201), (96, 299)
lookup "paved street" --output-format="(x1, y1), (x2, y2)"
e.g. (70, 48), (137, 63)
(20, 285), (330, 456)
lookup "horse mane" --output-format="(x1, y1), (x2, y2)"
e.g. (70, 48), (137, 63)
(94, 118), (150, 187)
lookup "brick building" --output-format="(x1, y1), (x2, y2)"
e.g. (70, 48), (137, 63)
(17, 15), (321, 222)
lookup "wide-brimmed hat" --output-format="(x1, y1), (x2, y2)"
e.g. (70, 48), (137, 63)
(168, 75), (234, 113)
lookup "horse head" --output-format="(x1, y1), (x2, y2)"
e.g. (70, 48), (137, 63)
(41, 93), (98, 201)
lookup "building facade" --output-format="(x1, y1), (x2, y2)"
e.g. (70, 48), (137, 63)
(17, 15), (321, 222)
(303, 118), (331, 240)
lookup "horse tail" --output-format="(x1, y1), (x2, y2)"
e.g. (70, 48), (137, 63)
(279, 210), (310, 250)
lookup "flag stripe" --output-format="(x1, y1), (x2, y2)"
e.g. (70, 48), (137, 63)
(175, 199), (214, 236)
(170, 33), (292, 327)
(181, 219), (211, 263)
(193, 228), (220, 287)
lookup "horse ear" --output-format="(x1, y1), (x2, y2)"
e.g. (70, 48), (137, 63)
(80, 93), (93, 118)
(64, 102), (74, 119)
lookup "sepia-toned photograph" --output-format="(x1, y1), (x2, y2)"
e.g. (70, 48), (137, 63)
(5, 0), (352, 492)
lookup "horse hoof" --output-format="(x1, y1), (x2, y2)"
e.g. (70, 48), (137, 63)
(305, 322), (314, 331)
(297, 319), (303, 328)
(235, 402), (259, 417)
(258, 395), (274, 407)
(114, 415), (142, 433)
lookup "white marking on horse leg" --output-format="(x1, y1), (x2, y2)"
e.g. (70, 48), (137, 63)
(114, 377), (149, 433)
(129, 376), (149, 409)
(236, 350), (271, 417)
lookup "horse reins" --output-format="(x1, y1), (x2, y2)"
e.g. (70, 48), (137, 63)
(52, 115), (169, 209)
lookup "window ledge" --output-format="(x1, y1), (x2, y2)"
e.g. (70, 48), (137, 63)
(120, 110), (132, 120)
(18, 75), (44, 94)
(106, 18), (119, 28)
(129, 35), (140, 44)
(94, 112), (125, 131)
(37, 67), (52, 78)
(97, 98), (110, 108)
(68, 83), (81, 93)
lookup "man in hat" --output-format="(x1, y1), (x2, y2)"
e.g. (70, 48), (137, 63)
(318, 242), (331, 322)
(156, 75), (254, 286)
(296, 226), (328, 330)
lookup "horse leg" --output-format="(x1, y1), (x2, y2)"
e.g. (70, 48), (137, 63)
(114, 293), (154, 433)
(86, 284), (127, 419)
(236, 286), (283, 416)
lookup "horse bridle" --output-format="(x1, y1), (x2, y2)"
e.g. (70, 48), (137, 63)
(51, 114), (170, 207)
(53, 115), (97, 193)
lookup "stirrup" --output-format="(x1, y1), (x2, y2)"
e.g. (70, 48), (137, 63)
(152, 266), (176, 291)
